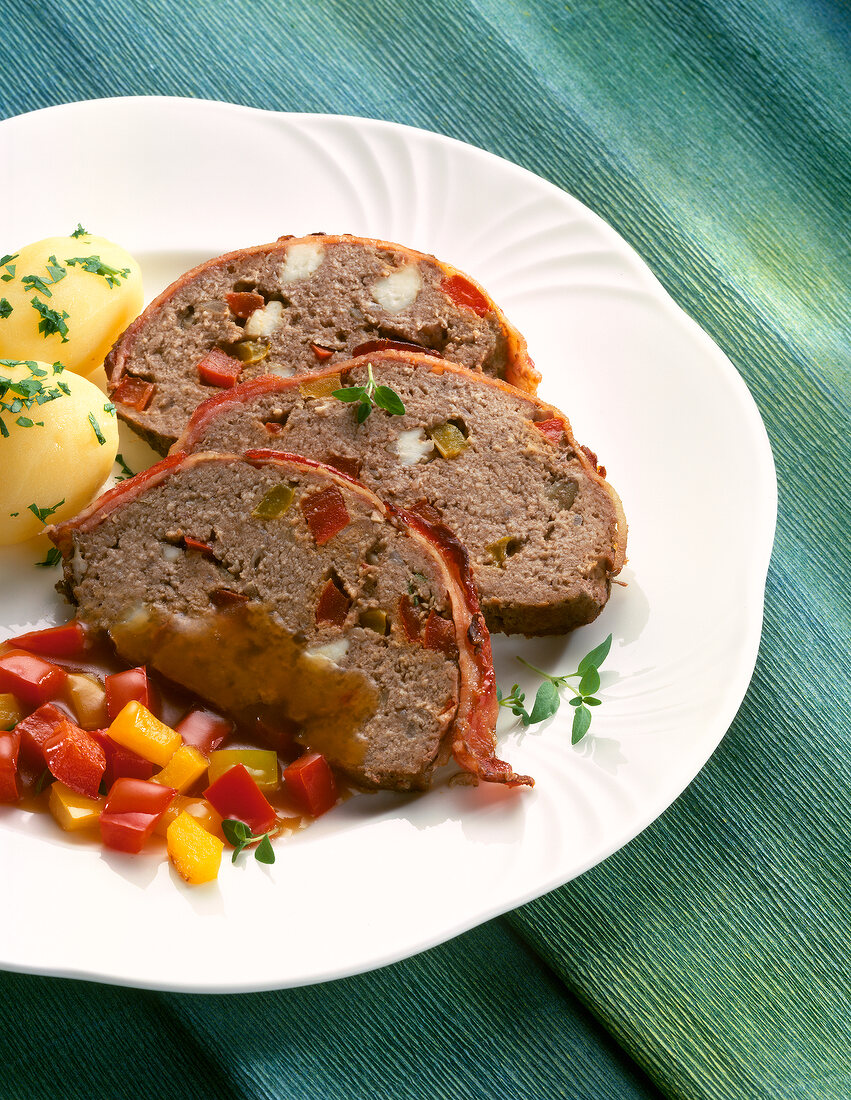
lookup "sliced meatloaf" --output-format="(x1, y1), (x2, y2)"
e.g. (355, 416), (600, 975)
(174, 351), (627, 636)
(105, 234), (539, 454)
(49, 451), (531, 791)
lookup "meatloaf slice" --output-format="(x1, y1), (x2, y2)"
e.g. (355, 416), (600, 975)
(174, 351), (627, 636)
(49, 452), (530, 791)
(105, 234), (538, 455)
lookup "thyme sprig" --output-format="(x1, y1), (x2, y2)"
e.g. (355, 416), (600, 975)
(332, 364), (405, 424)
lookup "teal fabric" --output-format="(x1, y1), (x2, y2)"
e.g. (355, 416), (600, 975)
(2, 2), (849, 1098)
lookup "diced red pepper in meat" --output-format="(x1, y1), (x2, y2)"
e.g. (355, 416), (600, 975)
(105, 667), (158, 723)
(580, 444), (606, 478)
(324, 454), (361, 481)
(197, 347), (244, 389)
(210, 587), (249, 609)
(534, 418), (565, 444)
(350, 338), (437, 358)
(8, 620), (88, 658)
(226, 291), (264, 319)
(204, 763), (276, 834)
(300, 485), (350, 545)
(440, 274), (490, 317)
(112, 375), (156, 412)
(283, 752), (338, 817)
(310, 343), (334, 361)
(423, 611), (457, 655)
(100, 777), (176, 854)
(315, 577), (352, 627)
(0, 651), (66, 708)
(397, 594), (423, 642)
(15, 702), (68, 767)
(89, 729), (154, 785)
(175, 708), (233, 756)
(0, 731), (21, 802)
(43, 719), (106, 799)
(183, 536), (215, 557)
(265, 421), (285, 435)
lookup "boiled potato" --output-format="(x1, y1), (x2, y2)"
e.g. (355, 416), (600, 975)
(0, 231), (143, 376)
(0, 359), (118, 544)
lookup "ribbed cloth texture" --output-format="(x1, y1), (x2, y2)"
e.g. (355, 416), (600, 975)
(1, 2), (849, 1098)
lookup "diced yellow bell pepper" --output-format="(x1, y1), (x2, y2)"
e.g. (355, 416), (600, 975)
(151, 744), (208, 793)
(155, 795), (223, 839)
(298, 372), (342, 399)
(167, 810), (224, 884)
(49, 781), (103, 831)
(0, 693), (24, 731)
(208, 749), (279, 792)
(63, 672), (108, 729)
(107, 701), (182, 767)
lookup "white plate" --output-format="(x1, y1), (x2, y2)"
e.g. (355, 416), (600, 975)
(0, 97), (776, 992)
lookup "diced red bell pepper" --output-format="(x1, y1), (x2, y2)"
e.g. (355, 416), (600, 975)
(105, 667), (158, 722)
(0, 731), (21, 802)
(300, 486), (350, 545)
(350, 338), (436, 358)
(534, 418), (565, 444)
(100, 777), (176, 854)
(423, 610), (457, 655)
(112, 375), (156, 412)
(210, 587), (249, 609)
(15, 702), (68, 767)
(310, 343), (334, 361)
(8, 620), (88, 658)
(175, 707), (233, 756)
(183, 536), (215, 557)
(397, 594), (423, 643)
(226, 291), (264, 319)
(44, 719), (106, 799)
(283, 752), (338, 817)
(0, 650), (66, 708)
(204, 763), (276, 834)
(197, 347), (244, 389)
(89, 729), (154, 785)
(315, 577), (351, 626)
(440, 274), (490, 317)
(323, 453), (361, 481)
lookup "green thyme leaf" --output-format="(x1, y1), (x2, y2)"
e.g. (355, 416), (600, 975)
(577, 633), (612, 676)
(30, 296), (69, 342)
(35, 547), (62, 569)
(527, 680), (560, 725)
(70, 224), (88, 238)
(332, 363), (405, 423)
(88, 412), (106, 445)
(254, 835), (276, 865)
(66, 255), (130, 289)
(223, 817), (276, 866)
(572, 705), (592, 744)
(0, 298), (11, 319)
(578, 667), (601, 696)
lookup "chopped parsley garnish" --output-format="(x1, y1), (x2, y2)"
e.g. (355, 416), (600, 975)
(88, 412), (106, 445)
(70, 224), (88, 239)
(30, 297), (69, 342)
(0, 253), (18, 282)
(35, 547), (62, 569)
(66, 255), (130, 289)
(52, 362), (64, 373)
(115, 453), (135, 480)
(103, 401), (116, 416)
(332, 364), (406, 424)
(57, 381), (71, 395)
(28, 499), (65, 525)
(0, 359), (69, 436)
(21, 256), (66, 298)
(222, 819), (276, 865)
(0, 298), (11, 319)
(498, 633), (613, 745)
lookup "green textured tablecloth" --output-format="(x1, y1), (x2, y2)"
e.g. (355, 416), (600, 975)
(1, 2), (849, 1097)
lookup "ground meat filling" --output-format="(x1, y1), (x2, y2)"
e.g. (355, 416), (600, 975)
(178, 355), (625, 635)
(109, 237), (514, 450)
(62, 458), (461, 790)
